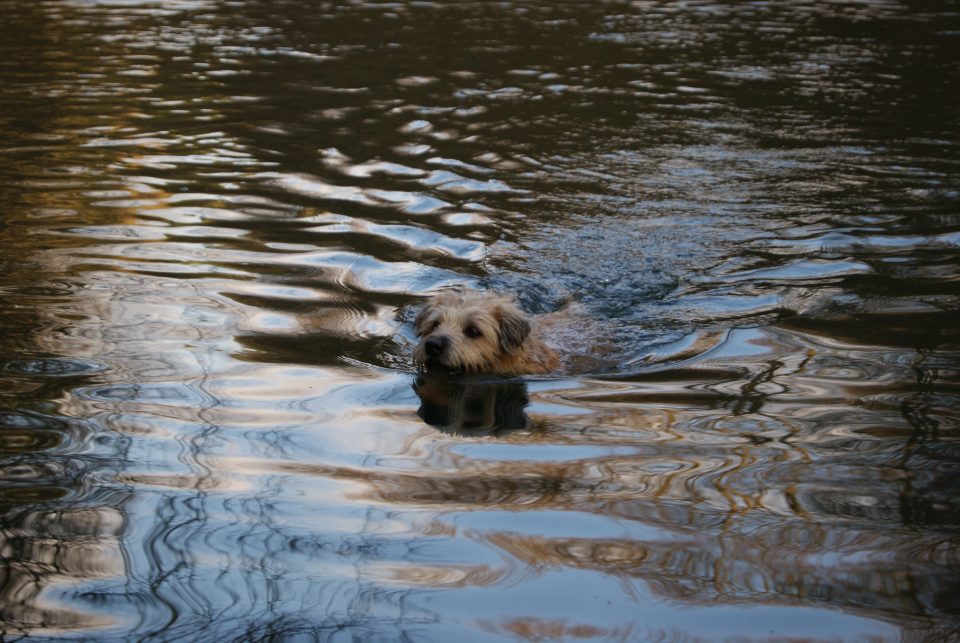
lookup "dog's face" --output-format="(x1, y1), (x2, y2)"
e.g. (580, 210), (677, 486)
(413, 290), (531, 373)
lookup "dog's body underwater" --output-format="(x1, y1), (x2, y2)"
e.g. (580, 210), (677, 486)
(413, 289), (560, 375)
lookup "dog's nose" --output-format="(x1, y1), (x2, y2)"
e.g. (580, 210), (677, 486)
(425, 336), (448, 357)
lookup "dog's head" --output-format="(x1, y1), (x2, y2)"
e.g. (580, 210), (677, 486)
(412, 289), (531, 373)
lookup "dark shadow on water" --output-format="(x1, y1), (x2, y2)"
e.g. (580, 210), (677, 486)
(413, 374), (531, 436)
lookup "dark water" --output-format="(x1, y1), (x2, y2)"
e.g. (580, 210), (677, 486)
(1, 0), (959, 640)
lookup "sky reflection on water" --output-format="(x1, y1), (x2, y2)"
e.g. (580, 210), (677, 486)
(0, 0), (958, 640)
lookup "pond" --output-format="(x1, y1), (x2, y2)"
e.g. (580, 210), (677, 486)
(0, 0), (958, 640)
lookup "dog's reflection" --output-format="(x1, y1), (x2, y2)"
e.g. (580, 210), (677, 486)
(413, 375), (531, 436)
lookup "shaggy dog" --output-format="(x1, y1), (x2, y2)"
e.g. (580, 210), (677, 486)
(413, 289), (560, 375)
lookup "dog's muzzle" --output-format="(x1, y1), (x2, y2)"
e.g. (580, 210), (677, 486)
(421, 335), (452, 370)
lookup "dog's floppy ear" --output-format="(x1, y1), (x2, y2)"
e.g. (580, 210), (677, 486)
(495, 303), (531, 352)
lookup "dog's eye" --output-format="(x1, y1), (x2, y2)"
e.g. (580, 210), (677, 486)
(464, 325), (482, 339)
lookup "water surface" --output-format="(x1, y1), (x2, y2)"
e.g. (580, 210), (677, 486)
(1, 0), (958, 640)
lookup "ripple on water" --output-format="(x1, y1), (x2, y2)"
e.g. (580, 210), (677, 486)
(78, 382), (215, 407)
(2, 357), (107, 378)
(275, 251), (471, 294)
(0, 429), (64, 454)
(265, 172), (453, 215)
(719, 258), (874, 283)
(305, 218), (486, 261)
(0, 411), (71, 431)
